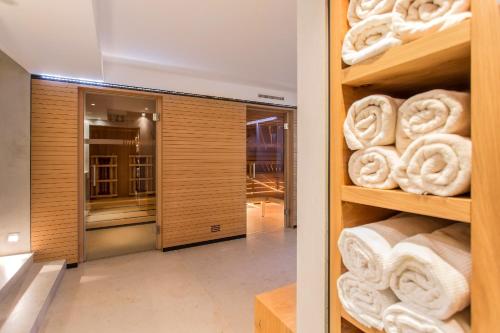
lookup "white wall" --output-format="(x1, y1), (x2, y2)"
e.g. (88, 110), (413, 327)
(0, 50), (31, 256)
(103, 58), (297, 107)
(296, 0), (329, 332)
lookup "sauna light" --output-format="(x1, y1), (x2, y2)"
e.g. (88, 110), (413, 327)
(145, 107), (149, 111)
(246, 116), (278, 126)
(141, 113), (146, 117)
(91, 103), (96, 106)
(7, 233), (19, 243)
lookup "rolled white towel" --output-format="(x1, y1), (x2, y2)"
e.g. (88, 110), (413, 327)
(392, 134), (472, 196)
(338, 214), (449, 290)
(383, 303), (471, 333)
(338, 272), (398, 330)
(396, 90), (470, 153)
(389, 223), (471, 320)
(344, 95), (403, 150)
(342, 14), (402, 65)
(348, 146), (400, 189)
(347, 0), (396, 26)
(393, 0), (471, 42)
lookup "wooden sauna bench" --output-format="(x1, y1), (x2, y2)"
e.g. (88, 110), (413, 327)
(86, 196), (156, 230)
(255, 284), (296, 333)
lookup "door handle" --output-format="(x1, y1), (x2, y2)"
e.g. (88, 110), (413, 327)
(92, 165), (97, 187)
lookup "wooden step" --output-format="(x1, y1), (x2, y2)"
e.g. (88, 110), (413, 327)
(87, 207), (156, 223)
(86, 215), (157, 230)
(87, 197), (156, 210)
(0, 260), (65, 333)
(0, 254), (33, 303)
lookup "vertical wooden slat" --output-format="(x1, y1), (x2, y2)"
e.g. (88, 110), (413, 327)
(161, 95), (247, 248)
(471, 1), (500, 331)
(31, 79), (79, 263)
(329, 0), (351, 331)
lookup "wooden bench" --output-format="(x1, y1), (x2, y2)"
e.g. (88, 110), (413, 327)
(254, 284), (296, 333)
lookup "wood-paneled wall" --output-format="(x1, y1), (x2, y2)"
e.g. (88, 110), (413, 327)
(31, 79), (79, 264)
(161, 95), (247, 248)
(30, 80), (291, 259)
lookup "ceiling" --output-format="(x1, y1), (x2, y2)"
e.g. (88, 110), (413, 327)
(0, 0), (297, 100)
(0, 0), (102, 80)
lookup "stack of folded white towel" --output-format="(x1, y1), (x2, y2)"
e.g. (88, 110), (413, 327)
(343, 0), (471, 65)
(337, 213), (471, 332)
(345, 89), (471, 197)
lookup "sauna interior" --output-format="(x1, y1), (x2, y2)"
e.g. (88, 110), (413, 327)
(84, 92), (158, 260)
(246, 108), (287, 232)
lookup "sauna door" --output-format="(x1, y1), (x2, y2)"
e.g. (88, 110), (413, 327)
(83, 92), (158, 260)
(246, 109), (288, 228)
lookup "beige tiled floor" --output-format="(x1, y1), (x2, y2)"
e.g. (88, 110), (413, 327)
(40, 208), (296, 333)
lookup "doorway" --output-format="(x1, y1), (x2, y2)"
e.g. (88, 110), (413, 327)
(83, 92), (159, 260)
(246, 107), (294, 234)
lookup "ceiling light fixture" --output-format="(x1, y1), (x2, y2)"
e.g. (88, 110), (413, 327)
(141, 113), (146, 117)
(246, 116), (278, 126)
(145, 107), (149, 111)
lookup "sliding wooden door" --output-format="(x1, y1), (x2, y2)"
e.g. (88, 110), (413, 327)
(161, 95), (247, 249)
(31, 79), (79, 264)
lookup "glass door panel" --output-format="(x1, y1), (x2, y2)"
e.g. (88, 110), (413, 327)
(246, 110), (286, 219)
(84, 93), (157, 260)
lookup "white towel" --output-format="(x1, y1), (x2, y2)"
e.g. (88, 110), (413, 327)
(344, 95), (403, 150)
(396, 90), (470, 153)
(338, 214), (449, 290)
(392, 134), (471, 196)
(348, 0), (397, 26)
(383, 303), (471, 333)
(389, 223), (471, 320)
(338, 272), (398, 330)
(342, 14), (402, 65)
(393, 0), (471, 42)
(348, 146), (400, 189)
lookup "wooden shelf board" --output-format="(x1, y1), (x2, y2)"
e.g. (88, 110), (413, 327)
(341, 20), (471, 93)
(341, 309), (383, 333)
(341, 186), (471, 223)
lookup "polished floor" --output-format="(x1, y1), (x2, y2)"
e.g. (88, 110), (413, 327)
(40, 207), (296, 333)
(247, 200), (286, 235)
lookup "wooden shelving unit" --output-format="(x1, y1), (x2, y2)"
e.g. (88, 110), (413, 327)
(329, 1), (500, 332)
(129, 155), (155, 196)
(90, 155), (118, 199)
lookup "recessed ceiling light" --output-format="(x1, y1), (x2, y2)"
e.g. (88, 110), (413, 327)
(91, 103), (96, 106)
(145, 107), (149, 111)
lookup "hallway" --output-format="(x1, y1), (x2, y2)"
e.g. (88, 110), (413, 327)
(40, 228), (296, 333)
